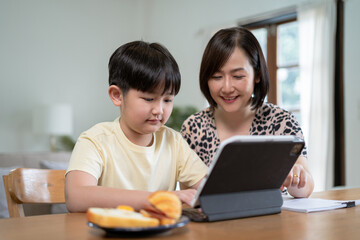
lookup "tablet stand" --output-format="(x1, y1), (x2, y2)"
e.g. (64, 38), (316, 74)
(199, 189), (283, 222)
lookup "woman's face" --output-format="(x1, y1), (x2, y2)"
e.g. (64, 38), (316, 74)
(208, 47), (258, 113)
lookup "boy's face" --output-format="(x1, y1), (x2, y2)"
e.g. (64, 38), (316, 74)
(119, 87), (174, 140)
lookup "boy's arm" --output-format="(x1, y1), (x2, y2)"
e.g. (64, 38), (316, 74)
(189, 177), (204, 190)
(174, 177), (205, 206)
(65, 170), (151, 212)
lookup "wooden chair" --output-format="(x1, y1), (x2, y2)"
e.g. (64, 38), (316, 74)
(2, 168), (66, 218)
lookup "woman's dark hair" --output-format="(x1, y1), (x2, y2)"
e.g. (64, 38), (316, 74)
(199, 27), (269, 109)
(109, 41), (181, 96)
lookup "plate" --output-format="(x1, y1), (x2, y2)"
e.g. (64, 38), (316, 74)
(88, 216), (190, 236)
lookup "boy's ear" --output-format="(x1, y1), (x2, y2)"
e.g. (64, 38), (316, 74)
(108, 85), (123, 106)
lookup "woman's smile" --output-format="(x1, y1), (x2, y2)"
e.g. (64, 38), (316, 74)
(221, 95), (238, 103)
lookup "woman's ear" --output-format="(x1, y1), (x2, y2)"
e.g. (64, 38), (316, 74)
(255, 77), (260, 84)
(108, 85), (123, 106)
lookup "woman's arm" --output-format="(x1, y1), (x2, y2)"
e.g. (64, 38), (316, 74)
(281, 156), (314, 198)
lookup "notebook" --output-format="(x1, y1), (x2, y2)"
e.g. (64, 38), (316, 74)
(183, 135), (304, 222)
(282, 197), (360, 213)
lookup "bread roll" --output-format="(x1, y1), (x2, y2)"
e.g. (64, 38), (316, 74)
(86, 191), (182, 228)
(147, 191), (182, 221)
(87, 208), (159, 228)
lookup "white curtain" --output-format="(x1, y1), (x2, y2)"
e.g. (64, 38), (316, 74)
(298, 0), (337, 191)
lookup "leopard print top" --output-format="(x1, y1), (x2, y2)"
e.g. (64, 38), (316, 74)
(181, 102), (307, 166)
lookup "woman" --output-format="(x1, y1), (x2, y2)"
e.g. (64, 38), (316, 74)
(181, 27), (314, 198)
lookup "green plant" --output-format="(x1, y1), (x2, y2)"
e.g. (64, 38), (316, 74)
(166, 106), (198, 131)
(56, 135), (76, 151)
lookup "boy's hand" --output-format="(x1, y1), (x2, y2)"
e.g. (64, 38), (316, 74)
(173, 189), (197, 206)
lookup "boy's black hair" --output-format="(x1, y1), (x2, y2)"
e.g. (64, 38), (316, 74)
(108, 41), (181, 96)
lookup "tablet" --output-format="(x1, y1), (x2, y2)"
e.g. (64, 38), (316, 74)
(191, 135), (304, 209)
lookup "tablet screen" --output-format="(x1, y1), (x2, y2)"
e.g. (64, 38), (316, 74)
(191, 135), (304, 207)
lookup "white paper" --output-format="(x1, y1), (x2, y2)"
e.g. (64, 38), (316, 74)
(282, 198), (348, 213)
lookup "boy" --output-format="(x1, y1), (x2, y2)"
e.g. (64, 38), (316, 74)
(65, 41), (208, 212)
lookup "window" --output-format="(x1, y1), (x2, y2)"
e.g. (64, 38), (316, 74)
(241, 2), (345, 187)
(241, 14), (301, 122)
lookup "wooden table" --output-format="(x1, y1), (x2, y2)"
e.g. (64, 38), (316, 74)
(1, 188), (360, 240)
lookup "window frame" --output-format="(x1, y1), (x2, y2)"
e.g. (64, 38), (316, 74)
(242, 16), (298, 106)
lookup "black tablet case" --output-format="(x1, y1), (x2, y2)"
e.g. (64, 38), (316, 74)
(195, 136), (304, 222)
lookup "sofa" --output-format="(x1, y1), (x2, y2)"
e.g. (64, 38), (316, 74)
(0, 151), (71, 218)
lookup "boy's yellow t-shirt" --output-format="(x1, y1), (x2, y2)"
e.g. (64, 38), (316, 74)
(66, 118), (208, 191)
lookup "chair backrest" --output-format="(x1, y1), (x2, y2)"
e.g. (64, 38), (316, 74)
(2, 168), (66, 218)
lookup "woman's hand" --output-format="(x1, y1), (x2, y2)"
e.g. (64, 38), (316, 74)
(281, 156), (314, 198)
(282, 163), (307, 189)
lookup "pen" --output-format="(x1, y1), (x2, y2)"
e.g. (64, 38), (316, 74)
(340, 201), (356, 208)
(338, 200), (360, 208)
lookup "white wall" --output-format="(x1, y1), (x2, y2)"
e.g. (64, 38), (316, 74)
(344, 0), (360, 187)
(141, 0), (310, 110)
(0, 0), (143, 151)
(0, 0), (359, 187)
(0, 0), (309, 152)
